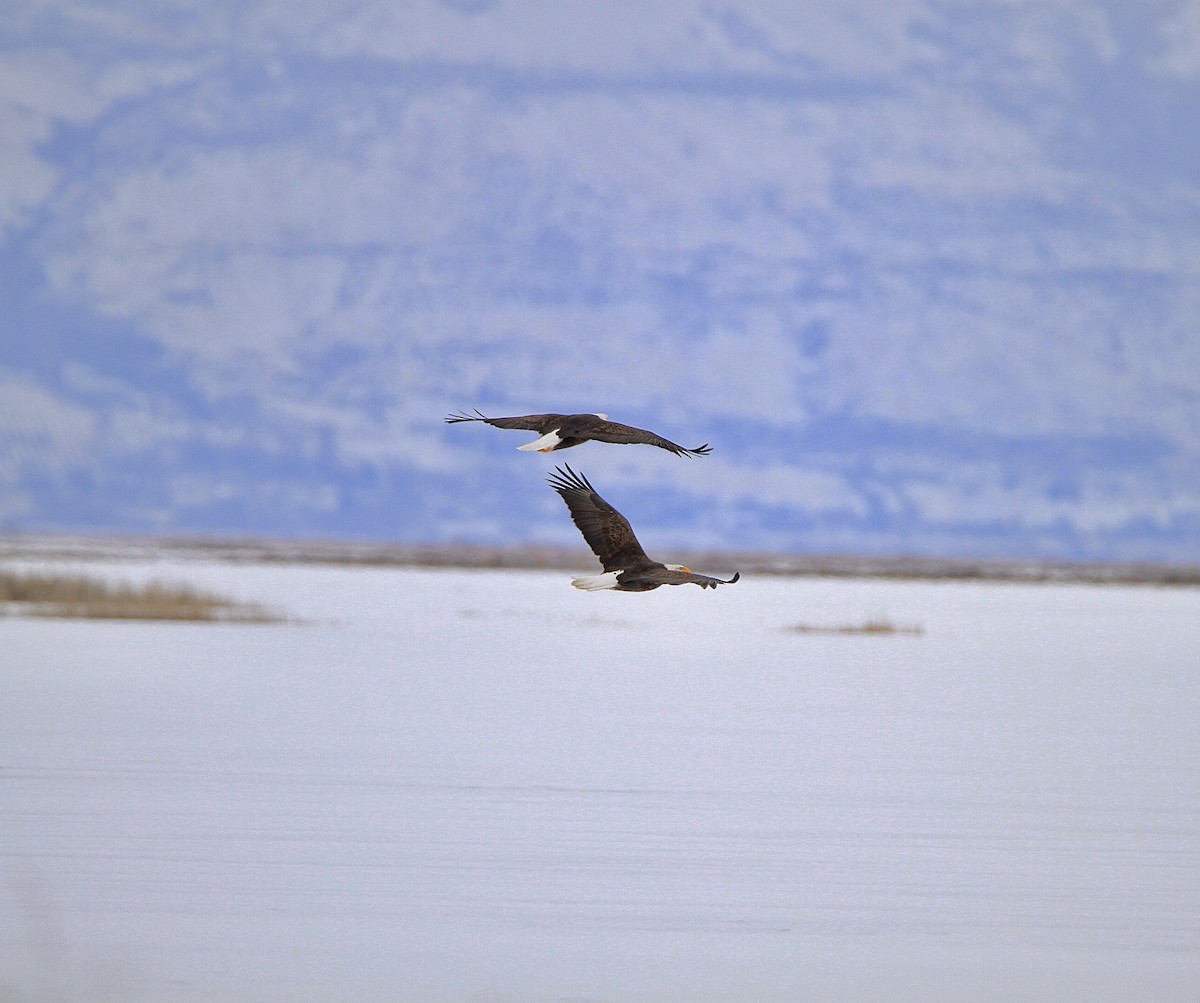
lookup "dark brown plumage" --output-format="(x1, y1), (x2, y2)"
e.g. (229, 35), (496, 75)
(446, 409), (711, 456)
(547, 464), (739, 592)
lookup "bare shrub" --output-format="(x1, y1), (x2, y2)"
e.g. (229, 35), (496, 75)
(0, 568), (284, 622)
(788, 618), (924, 636)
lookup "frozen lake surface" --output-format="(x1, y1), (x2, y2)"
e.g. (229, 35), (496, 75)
(2, 561), (1198, 1001)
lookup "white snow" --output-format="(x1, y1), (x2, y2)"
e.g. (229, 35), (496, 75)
(1, 561), (1198, 1001)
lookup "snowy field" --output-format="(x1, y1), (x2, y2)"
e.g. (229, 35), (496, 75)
(2, 560), (1198, 1002)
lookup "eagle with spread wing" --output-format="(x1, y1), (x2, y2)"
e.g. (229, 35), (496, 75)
(547, 464), (739, 592)
(446, 409), (711, 457)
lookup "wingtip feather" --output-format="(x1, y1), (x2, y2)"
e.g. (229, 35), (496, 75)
(445, 407), (488, 424)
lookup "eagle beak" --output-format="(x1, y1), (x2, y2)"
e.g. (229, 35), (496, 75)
(680, 566), (691, 574)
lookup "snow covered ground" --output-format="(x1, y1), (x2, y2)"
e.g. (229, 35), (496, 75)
(2, 561), (1198, 1001)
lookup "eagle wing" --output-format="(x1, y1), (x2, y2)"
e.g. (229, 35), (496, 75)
(573, 418), (711, 456)
(445, 410), (565, 432)
(547, 465), (651, 571)
(639, 568), (741, 590)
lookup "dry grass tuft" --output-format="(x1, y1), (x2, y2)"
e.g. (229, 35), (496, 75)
(0, 568), (285, 623)
(788, 618), (924, 637)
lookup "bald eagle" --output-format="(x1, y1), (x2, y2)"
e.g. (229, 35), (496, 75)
(547, 464), (739, 592)
(446, 409), (711, 457)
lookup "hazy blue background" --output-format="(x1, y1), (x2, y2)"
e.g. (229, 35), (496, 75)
(3, 1), (1200, 561)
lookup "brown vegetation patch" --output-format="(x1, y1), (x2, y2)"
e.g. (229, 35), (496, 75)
(4, 536), (1200, 587)
(788, 618), (924, 637)
(0, 568), (285, 623)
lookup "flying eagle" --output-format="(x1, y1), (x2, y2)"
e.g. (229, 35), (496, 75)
(446, 409), (711, 456)
(547, 464), (739, 592)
